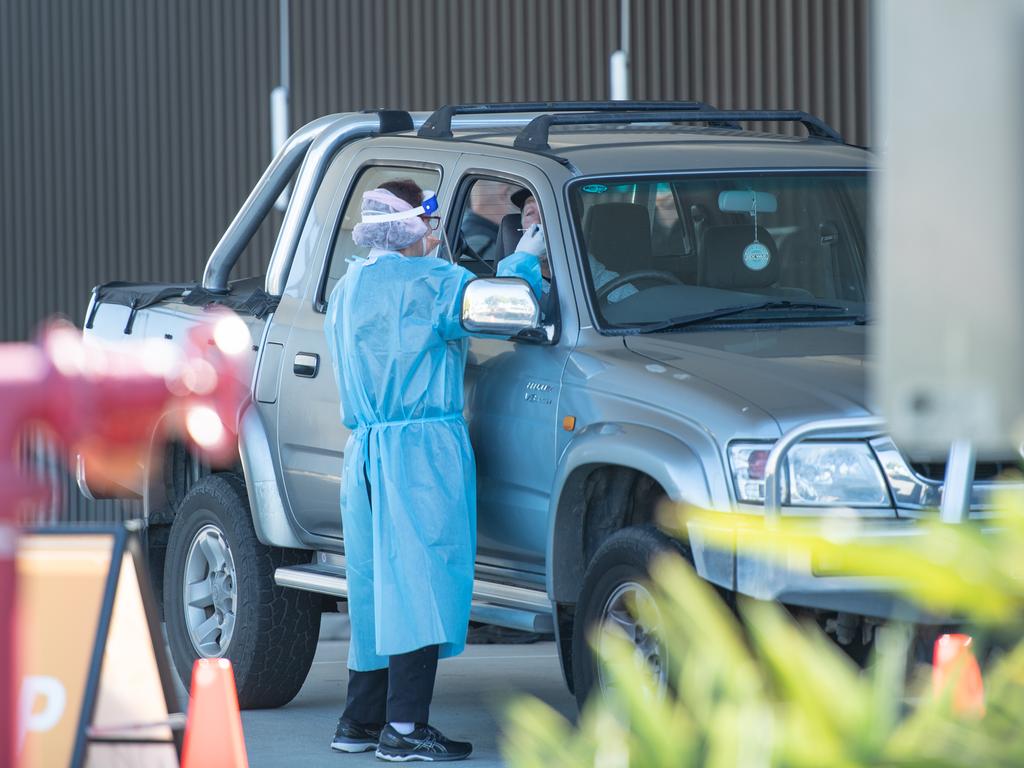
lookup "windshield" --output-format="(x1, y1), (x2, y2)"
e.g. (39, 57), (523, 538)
(569, 173), (869, 330)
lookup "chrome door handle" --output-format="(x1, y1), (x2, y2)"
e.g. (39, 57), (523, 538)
(293, 353), (320, 378)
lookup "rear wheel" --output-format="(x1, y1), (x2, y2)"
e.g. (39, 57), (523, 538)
(571, 525), (686, 710)
(163, 472), (319, 709)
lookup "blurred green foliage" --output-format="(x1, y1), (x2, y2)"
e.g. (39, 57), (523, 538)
(502, 490), (1024, 767)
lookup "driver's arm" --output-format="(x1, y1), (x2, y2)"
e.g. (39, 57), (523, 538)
(495, 222), (545, 299)
(590, 256), (639, 303)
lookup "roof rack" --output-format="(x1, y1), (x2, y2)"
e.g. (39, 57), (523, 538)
(417, 101), (738, 139)
(512, 109), (844, 151)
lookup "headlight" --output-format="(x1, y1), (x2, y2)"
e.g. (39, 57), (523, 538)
(729, 442), (890, 507)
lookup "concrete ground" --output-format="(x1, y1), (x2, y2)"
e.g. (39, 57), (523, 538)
(170, 614), (577, 767)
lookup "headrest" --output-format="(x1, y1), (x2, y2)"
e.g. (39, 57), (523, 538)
(699, 225), (780, 289)
(495, 212), (523, 260)
(583, 203), (652, 273)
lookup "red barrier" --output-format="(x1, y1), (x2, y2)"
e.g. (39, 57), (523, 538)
(1, 317), (249, 767)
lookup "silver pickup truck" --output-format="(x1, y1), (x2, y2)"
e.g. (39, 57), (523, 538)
(79, 102), (1012, 710)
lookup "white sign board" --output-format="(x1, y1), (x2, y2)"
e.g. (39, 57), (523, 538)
(873, 0), (1024, 459)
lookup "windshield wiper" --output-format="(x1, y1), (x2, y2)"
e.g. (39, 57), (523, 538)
(635, 300), (853, 333)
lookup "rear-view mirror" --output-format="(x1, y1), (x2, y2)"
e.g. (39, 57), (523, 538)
(718, 189), (778, 215)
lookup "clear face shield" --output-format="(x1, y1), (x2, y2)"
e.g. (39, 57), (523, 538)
(359, 192), (456, 262)
(420, 191), (459, 264)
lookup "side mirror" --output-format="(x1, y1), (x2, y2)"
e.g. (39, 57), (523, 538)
(461, 277), (541, 336)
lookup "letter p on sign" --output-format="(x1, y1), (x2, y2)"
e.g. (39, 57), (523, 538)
(19, 676), (66, 752)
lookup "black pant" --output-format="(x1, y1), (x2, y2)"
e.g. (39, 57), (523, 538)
(342, 645), (440, 726)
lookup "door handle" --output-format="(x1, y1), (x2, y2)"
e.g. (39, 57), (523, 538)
(294, 352), (320, 378)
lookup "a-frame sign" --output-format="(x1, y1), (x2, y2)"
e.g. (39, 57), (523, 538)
(16, 525), (182, 767)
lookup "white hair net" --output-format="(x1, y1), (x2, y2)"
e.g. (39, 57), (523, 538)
(352, 188), (429, 251)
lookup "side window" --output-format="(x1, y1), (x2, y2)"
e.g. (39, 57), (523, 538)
(452, 175), (557, 324)
(455, 179), (519, 273)
(316, 164), (441, 310)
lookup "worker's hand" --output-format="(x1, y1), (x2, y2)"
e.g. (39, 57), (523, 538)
(517, 224), (547, 257)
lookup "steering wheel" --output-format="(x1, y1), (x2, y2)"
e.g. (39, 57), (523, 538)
(453, 231), (496, 275)
(596, 269), (684, 301)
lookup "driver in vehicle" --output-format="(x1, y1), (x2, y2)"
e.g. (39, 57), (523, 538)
(499, 189), (638, 304)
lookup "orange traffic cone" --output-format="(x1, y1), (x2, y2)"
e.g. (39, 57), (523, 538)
(932, 633), (985, 717)
(181, 658), (249, 768)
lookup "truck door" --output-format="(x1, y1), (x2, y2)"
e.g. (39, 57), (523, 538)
(276, 150), (447, 540)
(451, 158), (575, 576)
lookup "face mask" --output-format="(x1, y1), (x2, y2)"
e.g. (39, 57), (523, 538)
(404, 234), (432, 258)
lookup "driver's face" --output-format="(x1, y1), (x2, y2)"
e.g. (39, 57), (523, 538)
(521, 196), (541, 229)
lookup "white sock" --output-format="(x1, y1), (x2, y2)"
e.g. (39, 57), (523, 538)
(390, 722), (415, 735)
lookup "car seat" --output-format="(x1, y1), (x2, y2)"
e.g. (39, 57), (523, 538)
(494, 212), (523, 261)
(582, 202), (652, 273)
(778, 226), (830, 297)
(698, 224), (813, 298)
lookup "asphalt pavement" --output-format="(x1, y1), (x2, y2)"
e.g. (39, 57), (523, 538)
(234, 616), (578, 767)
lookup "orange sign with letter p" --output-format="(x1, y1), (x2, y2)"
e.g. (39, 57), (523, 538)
(16, 528), (180, 768)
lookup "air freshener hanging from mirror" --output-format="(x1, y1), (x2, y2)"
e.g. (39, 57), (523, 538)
(742, 191), (771, 271)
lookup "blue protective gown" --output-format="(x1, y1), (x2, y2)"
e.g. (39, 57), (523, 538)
(324, 249), (537, 671)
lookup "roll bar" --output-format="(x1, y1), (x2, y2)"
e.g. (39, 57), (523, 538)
(203, 110), (414, 294)
(203, 109), (548, 296)
(203, 114), (337, 294)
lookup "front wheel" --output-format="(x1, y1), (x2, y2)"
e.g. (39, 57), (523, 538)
(163, 473), (319, 709)
(571, 526), (687, 710)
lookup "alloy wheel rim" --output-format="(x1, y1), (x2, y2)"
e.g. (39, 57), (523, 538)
(596, 580), (668, 695)
(183, 523), (237, 657)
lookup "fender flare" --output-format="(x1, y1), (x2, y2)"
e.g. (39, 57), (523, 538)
(140, 403), (305, 549)
(545, 422), (712, 601)
(236, 403), (305, 548)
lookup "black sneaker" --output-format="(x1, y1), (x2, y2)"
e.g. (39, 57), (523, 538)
(331, 717), (383, 753)
(375, 724), (472, 762)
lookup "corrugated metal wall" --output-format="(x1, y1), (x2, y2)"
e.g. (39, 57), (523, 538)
(1, 0), (871, 342)
(291, 0), (870, 142)
(0, 0), (869, 520)
(0, 0), (283, 344)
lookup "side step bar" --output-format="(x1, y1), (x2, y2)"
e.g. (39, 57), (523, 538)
(275, 557), (554, 634)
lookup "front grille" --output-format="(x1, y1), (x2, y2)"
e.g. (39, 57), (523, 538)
(910, 460), (1020, 483)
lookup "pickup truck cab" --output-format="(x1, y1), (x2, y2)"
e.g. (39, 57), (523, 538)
(80, 103), (1011, 710)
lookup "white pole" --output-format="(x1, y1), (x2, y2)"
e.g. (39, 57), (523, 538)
(270, 87), (289, 158)
(610, 0), (630, 100)
(610, 51), (629, 101)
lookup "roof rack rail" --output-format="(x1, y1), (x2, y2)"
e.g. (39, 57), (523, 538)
(417, 101), (736, 139)
(513, 109), (844, 151)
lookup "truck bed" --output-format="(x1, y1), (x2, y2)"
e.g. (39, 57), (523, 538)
(80, 275), (270, 498)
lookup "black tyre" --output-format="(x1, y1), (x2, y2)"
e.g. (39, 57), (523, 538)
(571, 525), (687, 710)
(163, 472), (319, 709)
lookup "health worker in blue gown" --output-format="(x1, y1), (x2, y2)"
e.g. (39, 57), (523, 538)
(322, 179), (537, 760)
